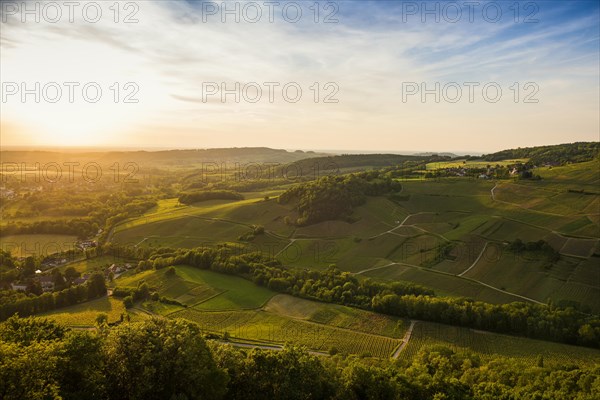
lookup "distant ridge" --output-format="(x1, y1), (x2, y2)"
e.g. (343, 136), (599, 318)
(0, 147), (329, 166)
(480, 142), (599, 164)
(412, 152), (459, 158)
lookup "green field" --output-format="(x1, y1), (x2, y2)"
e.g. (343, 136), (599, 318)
(118, 266), (275, 310)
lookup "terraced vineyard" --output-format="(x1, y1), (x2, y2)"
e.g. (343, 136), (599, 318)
(107, 266), (408, 358)
(40, 296), (126, 327)
(10, 147), (596, 366)
(172, 307), (400, 358)
(402, 321), (600, 366)
(264, 294), (408, 338)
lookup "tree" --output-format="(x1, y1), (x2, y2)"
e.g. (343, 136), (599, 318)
(0, 339), (62, 400)
(133, 283), (149, 302)
(341, 363), (400, 400)
(103, 318), (227, 400)
(0, 315), (66, 345)
(95, 313), (108, 327)
(26, 280), (43, 296)
(64, 267), (80, 283)
(52, 270), (66, 291)
(0, 317), (106, 400)
(123, 296), (133, 309)
(54, 331), (107, 400)
(211, 346), (336, 400)
(86, 274), (107, 300)
(22, 257), (36, 277)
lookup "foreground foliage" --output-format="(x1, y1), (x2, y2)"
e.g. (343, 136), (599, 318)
(0, 316), (598, 400)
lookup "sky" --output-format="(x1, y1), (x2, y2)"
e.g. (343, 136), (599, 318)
(0, 0), (599, 153)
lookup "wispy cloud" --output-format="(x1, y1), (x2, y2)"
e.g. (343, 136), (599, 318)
(1, 0), (598, 152)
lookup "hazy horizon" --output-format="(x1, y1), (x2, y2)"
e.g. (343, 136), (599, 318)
(1, 145), (478, 155)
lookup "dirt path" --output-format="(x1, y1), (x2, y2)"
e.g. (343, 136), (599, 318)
(217, 340), (328, 356)
(274, 238), (298, 257)
(474, 279), (545, 305)
(458, 242), (488, 277)
(392, 320), (417, 359)
(220, 341), (283, 351)
(368, 212), (436, 240)
(352, 258), (544, 305)
(490, 184), (498, 200)
(134, 237), (148, 247)
(353, 262), (398, 275)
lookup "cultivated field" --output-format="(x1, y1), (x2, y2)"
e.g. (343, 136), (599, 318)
(113, 266), (407, 357)
(402, 320), (600, 367)
(40, 296), (126, 327)
(0, 234), (78, 258)
(108, 161), (600, 311)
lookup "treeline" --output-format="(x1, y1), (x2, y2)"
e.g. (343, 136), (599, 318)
(0, 274), (107, 321)
(0, 218), (98, 239)
(178, 190), (244, 205)
(372, 294), (599, 348)
(137, 248), (433, 308)
(129, 245), (600, 348)
(283, 153), (447, 175)
(112, 280), (185, 308)
(278, 172), (402, 225)
(1, 195), (157, 240)
(1, 316), (598, 400)
(480, 142), (600, 165)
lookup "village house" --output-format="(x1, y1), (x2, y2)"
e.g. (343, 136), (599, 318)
(38, 276), (55, 292)
(77, 240), (97, 250)
(106, 264), (126, 277)
(10, 282), (28, 292)
(41, 257), (69, 269)
(73, 276), (88, 285)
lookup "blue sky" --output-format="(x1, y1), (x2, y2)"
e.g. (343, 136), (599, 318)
(1, 0), (598, 152)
